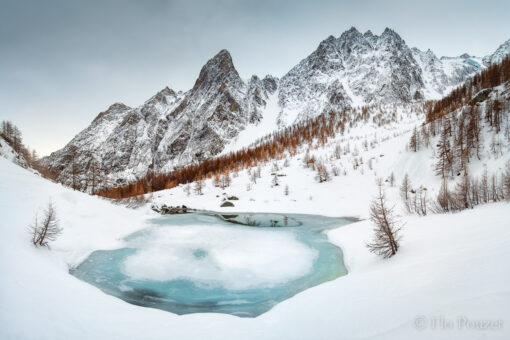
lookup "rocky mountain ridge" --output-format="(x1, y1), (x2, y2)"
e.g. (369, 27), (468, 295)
(43, 50), (277, 189)
(42, 28), (510, 190)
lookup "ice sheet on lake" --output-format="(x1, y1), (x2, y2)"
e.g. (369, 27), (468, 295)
(122, 225), (318, 290)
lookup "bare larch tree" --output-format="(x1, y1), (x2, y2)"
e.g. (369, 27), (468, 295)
(367, 181), (402, 258)
(399, 173), (412, 212)
(29, 199), (62, 248)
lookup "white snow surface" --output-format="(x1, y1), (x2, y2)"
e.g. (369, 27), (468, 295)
(222, 91), (281, 153)
(0, 136), (30, 169)
(2, 98), (510, 339)
(122, 225), (317, 290)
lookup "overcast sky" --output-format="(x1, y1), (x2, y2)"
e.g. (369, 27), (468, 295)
(1, 0), (509, 156)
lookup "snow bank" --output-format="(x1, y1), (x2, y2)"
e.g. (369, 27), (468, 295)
(1, 156), (510, 339)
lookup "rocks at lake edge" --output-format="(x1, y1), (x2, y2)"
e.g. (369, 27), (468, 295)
(152, 204), (192, 215)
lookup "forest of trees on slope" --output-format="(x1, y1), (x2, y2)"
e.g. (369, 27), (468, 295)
(1, 121), (41, 171)
(98, 57), (510, 200)
(96, 103), (404, 198)
(405, 56), (510, 214)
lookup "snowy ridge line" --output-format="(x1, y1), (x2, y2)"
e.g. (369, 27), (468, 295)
(40, 28), (510, 193)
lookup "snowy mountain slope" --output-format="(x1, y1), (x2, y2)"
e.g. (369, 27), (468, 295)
(152, 51), (277, 171)
(151, 81), (510, 215)
(0, 135), (32, 170)
(221, 91), (281, 153)
(276, 27), (486, 125)
(42, 50), (278, 189)
(0, 136), (24, 165)
(412, 49), (484, 99)
(483, 38), (510, 65)
(2, 109), (510, 339)
(146, 107), (412, 215)
(42, 28), (510, 192)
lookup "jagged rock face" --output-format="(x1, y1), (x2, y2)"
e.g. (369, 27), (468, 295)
(42, 50), (277, 189)
(152, 51), (278, 171)
(42, 28), (509, 190)
(277, 28), (425, 125)
(412, 49), (483, 98)
(277, 27), (487, 125)
(483, 39), (510, 65)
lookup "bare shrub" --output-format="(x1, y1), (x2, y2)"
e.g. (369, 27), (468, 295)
(29, 199), (62, 248)
(315, 162), (331, 183)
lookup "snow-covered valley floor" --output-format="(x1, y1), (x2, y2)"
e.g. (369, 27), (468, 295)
(1, 149), (510, 339)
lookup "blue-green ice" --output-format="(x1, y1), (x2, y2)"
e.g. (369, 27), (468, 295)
(70, 212), (355, 317)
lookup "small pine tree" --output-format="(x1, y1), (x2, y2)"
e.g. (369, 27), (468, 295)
(435, 124), (453, 178)
(437, 177), (452, 212)
(220, 172), (231, 189)
(194, 179), (205, 195)
(183, 183), (191, 197)
(315, 162), (330, 183)
(505, 161), (510, 201)
(490, 174), (499, 202)
(409, 126), (420, 152)
(481, 168), (489, 203)
(454, 171), (472, 210)
(272, 172), (279, 187)
(400, 174), (412, 212)
(213, 173), (221, 187)
(367, 181), (402, 258)
(87, 158), (103, 194)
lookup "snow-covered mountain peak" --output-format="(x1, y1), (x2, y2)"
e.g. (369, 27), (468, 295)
(412, 48), (484, 99)
(43, 48), (280, 189)
(192, 49), (241, 92)
(277, 27), (424, 125)
(339, 26), (363, 41)
(380, 27), (405, 43)
(418, 48), (438, 59)
(144, 87), (178, 107)
(42, 29), (509, 191)
(261, 75), (278, 92)
(320, 35), (336, 46)
(483, 38), (510, 65)
(108, 102), (131, 111)
(363, 29), (374, 37)
(92, 102), (132, 124)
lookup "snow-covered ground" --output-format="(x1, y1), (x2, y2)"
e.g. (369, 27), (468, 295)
(1, 106), (510, 339)
(222, 92), (281, 153)
(0, 136), (30, 169)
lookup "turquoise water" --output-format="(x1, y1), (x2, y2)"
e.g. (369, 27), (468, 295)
(70, 212), (355, 317)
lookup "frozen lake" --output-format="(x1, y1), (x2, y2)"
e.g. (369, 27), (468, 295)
(70, 212), (355, 317)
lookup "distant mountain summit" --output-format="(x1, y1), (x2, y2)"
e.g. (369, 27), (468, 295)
(277, 27), (484, 125)
(42, 50), (277, 189)
(42, 27), (510, 191)
(483, 39), (510, 65)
